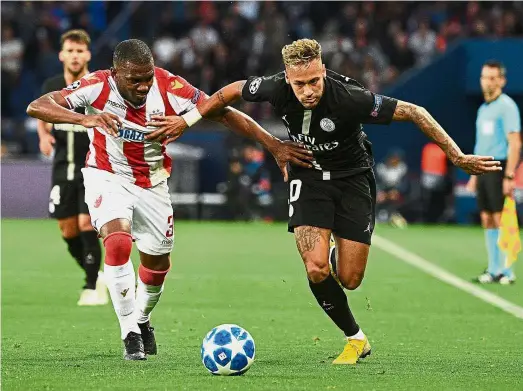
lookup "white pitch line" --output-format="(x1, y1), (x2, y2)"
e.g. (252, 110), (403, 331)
(373, 234), (523, 320)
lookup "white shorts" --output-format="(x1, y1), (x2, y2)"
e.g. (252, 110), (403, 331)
(82, 168), (174, 255)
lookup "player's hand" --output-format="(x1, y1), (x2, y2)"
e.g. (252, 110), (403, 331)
(466, 176), (477, 193)
(80, 113), (122, 137)
(145, 115), (188, 143)
(39, 133), (55, 156)
(453, 154), (502, 175)
(503, 178), (515, 197)
(268, 140), (314, 182)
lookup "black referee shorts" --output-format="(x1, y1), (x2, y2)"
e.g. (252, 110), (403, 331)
(476, 164), (505, 213)
(288, 169), (376, 245)
(48, 179), (90, 219)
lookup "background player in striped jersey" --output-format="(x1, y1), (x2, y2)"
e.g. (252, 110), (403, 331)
(37, 29), (107, 306)
(27, 39), (313, 361)
(144, 38), (503, 365)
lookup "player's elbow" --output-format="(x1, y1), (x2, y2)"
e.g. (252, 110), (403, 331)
(26, 99), (40, 118)
(413, 104), (429, 119)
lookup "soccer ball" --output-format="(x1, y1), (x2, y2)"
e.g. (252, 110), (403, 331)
(201, 324), (255, 376)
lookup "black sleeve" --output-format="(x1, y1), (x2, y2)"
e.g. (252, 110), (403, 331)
(348, 86), (398, 125)
(241, 73), (282, 104)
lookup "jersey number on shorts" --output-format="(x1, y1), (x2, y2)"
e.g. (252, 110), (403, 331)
(166, 215), (174, 238)
(288, 179), (302, 217)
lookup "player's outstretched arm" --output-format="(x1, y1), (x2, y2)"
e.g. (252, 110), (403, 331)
(145, 80), (313, 181)
(207, 105), (313, 182)
(145, 81), (246, 143)
(392, 100), (502, 175)
(28, 92), (87, 125)
(198, 81), (247, 117)
(27, 92), (121, 136)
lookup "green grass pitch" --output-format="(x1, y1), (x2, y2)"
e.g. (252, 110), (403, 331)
(2, 220), (522, 390)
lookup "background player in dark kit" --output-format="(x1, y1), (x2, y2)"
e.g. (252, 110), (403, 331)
(37, 29), (107, 306)
(144, 38), (501, 364)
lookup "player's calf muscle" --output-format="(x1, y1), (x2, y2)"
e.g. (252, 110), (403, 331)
(336, 240), (369, 290)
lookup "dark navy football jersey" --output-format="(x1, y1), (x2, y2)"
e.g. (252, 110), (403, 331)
(242, 69), (398, 180)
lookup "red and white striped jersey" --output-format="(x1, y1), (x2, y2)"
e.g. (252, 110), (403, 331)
(60, 67), (205, 188)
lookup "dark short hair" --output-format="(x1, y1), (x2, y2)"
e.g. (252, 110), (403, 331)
(483, 60), (506, 77)
(113, 39), (153, 67)
(60, 29), (91, 49)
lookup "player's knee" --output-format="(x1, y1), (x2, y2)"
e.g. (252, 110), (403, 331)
(103, 232), (133, 266)
(480, 213), (495, 228)
(339, 272), (364, 290)
(304, 259), (330, 283)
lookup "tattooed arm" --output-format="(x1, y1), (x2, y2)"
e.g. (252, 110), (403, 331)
(392, 101), (501, 175)
(392, 101), (464, 163)
(199, 81), (247, 118)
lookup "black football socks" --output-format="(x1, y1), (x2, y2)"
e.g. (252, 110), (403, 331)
(64, 236), (84, 270)
(80, 231), (102, 290)
(308, 274), (360, 337)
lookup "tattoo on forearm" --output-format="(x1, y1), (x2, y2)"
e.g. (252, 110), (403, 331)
(295, 226), (322, 255)
(218, 90), (226, 105)
(393, 101), (462, 163)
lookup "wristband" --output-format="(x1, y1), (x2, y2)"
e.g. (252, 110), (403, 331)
(504, 174), (515, 180)
(181, 108), (203, 127)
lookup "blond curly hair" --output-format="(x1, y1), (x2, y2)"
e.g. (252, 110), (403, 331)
(281, 38), (322, 68)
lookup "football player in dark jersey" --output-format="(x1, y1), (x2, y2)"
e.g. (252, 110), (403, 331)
(37, 30), (107, 306)
(145, 39), (501, 364)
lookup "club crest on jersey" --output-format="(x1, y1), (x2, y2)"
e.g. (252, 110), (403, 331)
(320, 118), (336, 132)
(147, 109), (164, 121)
(94, 195), (102, 208)
(65, 80), (81, 91)
(118, 128), (145, 142)
(249, 78), (262, 94)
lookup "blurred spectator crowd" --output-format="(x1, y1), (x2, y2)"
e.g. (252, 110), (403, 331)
(2, 1), (523, 156)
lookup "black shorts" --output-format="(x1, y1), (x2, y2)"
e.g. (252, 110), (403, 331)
(476, 166), (505, 213)
(288, 169), (376, 245)
(48, 179), (90, 219)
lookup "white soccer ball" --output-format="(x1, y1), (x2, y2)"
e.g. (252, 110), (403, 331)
(201, 324), (255, 376)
